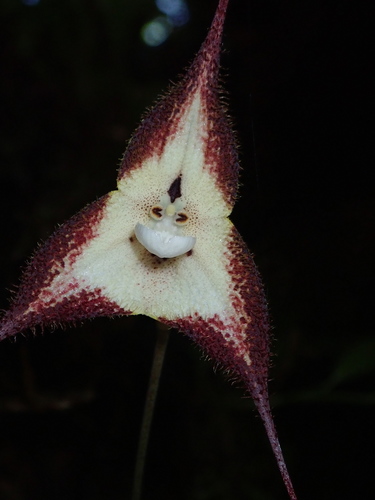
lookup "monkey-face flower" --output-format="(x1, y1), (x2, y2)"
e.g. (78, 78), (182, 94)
(0, 1), (297, 498)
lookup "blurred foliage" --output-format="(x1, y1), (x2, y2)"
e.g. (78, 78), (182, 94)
(0, 1), (374, 499)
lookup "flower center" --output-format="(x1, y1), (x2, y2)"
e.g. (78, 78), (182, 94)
(135, 195), (196, 258)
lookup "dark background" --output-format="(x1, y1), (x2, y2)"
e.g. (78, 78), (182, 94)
(0, 0), (373, 499)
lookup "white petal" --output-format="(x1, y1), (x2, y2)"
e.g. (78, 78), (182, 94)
(134, 223), (196, 258)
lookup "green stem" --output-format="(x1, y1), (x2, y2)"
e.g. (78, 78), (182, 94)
(131, 322), (170, 500)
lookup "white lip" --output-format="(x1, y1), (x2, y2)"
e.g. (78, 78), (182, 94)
(135, 223), (196, 258)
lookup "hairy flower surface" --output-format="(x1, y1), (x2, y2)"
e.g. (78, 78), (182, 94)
(0, 1), (297, 498)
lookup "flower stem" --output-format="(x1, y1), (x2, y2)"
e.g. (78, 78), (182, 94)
(131, 321), (170, 500)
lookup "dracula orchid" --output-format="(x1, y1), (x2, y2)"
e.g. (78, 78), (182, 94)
(0, 0), (298, 499)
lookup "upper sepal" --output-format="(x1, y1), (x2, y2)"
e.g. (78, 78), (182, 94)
(117, 0), (238, 210)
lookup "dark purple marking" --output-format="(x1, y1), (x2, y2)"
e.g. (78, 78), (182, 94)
(167, 175), (182, 203)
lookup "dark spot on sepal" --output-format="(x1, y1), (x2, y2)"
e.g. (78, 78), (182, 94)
(168, 175), (182, 202)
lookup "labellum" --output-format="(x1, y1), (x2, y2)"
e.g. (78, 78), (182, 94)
(0, 0), (298, 498)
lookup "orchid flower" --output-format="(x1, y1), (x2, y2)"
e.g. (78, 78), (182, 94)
(0, 0), (298, 498)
